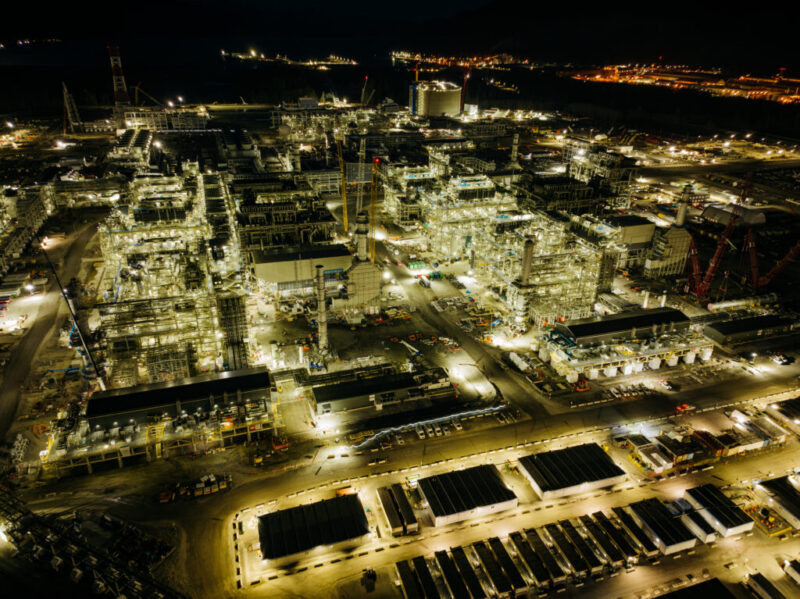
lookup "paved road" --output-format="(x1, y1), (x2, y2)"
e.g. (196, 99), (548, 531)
(0, 221), (99, 438)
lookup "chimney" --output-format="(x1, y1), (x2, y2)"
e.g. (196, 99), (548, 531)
(355, 211), (369, 261)
(520, 237), (535, 284)
(316, 265), (328, 350)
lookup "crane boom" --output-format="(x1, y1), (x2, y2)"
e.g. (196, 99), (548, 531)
(756, 240), (800, 287)
(687, 236), (701, 292)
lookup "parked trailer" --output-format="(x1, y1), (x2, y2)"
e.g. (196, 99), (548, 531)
(434, 551), (470, 599)
(450, 546), (487, 599)
(509, 531), (550, 588)
(579, 515), (624, 568)
(544, 523), (589, 578)
(488, 537), (528, 595)
(473, 541), (512, 598)
(391, 483), (419, 535)
(396, 560), (424, 599)
(378, 487), (405, 537)
(612, 508), (659, 559)
(412, 556), (440, 599)
(592, 511), (639, 563)
(559, 520), (604, 575)
(524, 528), (567, 584)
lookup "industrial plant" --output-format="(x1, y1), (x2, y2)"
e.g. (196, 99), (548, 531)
(1, 32), (800, 599)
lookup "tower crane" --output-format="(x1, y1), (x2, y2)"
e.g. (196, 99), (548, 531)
(692, 173), (752, 298)
(131, 82), (163, 106)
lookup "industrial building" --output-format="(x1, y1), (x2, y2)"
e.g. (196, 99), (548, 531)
(768, 398), (800, 434)
(41, 368), (274, 474)
(626, 498), (697, 555)
(311, 367), (450, 414)
(757, 476), (800, 529)
(540, 307), (711, 382)
(702, 314), (799, 346)
(517, 443), (626, 499)
(417, 465), (518, 526)
(409, 81), (462, 116)
(257, 494), (369, 563)
(684, 484), (754, 537)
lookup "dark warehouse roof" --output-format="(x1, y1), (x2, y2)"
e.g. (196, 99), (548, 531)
(257, 494), (368, 559)
(418, 465), (516, 518)
(312, 372), (419, 404)
(558, 307), (689, 341)
(628, 498), (695, 547)
(85, 367), (270, 419)
(658, 578), (735, 599)
(685, 484), (752, 530)
(760, 476), (800, 519)
(703, 314), (795, 336)
(518, 443), (625, 493)
(251, 244), (350, 264)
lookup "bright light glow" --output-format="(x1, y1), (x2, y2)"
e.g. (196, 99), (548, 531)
(154, 141), (162, 148)
(382, 270), (391, 280)
(5, 121), (13, 129)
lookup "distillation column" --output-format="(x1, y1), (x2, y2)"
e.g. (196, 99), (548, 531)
(316, 265), (328, 350)
(355, 211), (369, 262)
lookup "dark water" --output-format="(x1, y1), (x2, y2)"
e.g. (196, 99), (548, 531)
(2, 37), (800, 139)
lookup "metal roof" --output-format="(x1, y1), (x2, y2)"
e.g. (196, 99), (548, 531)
(418, 465), (516, 518)
(628, 498), (695, 547)
(312, 372), (419, 404)
(704, 314), (795, 336)
(257, 494), (368, 559)
(518, 443), (625, 493)
(558, 307), (689, 342)
(685, 484), (752, 530)
(86, 367), (270, 418)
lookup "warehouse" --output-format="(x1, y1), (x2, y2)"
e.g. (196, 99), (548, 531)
(684, 484), (754, 537)
(554, 307), (690, 348)
(417, 465), (518, 526)
(757, 476), (800, 529)
(517, 443), (626, 499)
(312, 368), (450, 415)
(680, 509), (717, 544)
(257, 494), (369, 564)
(627, 499), (697, 555)
(84, 367), (272, 429)
(766, 398), (800, 435)
(703, 314), (799, 346)
(251, 244), (352, 295)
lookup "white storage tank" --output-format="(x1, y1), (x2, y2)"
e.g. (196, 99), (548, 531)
(604, 366), (618, 377)
(649, 357), (662, 370)
(667, 355), (679, 367)
(684, 351), (696, 364)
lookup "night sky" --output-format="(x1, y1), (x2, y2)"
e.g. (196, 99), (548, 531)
(2, 1), (798, 71)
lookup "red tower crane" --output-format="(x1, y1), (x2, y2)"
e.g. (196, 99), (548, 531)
(107, 46), (130, 106)
(692, 173), (752, 298)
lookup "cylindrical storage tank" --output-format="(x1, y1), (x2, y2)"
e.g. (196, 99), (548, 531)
(566, 372), (579, 384)
(604, 366), (618, 377)
(649, 357), (662, 370)
(667, 355), (679, 367)
(684, 351), (696, 364)
(622, 363), (633, 376)
(588, 368), (599, 380)
(539, 348), (550, 362)
(632, 361), (644, 373)
(700, 347), (713, 361)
